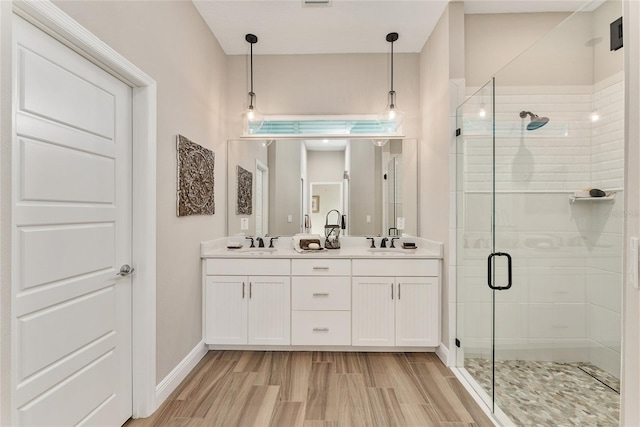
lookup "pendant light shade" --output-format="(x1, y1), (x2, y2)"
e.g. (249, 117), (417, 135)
(377, 32), (404, 133)
(372, 139), (389, 147)
(243, 34), (264, 134)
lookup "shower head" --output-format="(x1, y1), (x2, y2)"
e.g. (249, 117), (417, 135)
(519, 111), (549, 131)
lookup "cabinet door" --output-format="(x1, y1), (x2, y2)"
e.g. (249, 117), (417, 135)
(352, 277), (395, 346)
(395, 277), (439, 346)
(248, 276), (291, 345)
(205, 276), (247, 344)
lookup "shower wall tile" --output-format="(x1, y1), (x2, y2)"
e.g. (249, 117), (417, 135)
(587, 305), (622, 352)
(528, 303), (586, 339)
(590, 342), (621, 379)
(463, 83), (626, 193)
(592, 74), (624, 189)
(461, 302), (492, 339)
(495, 303), (529, 338)
(552, 339), (591, 363)
(520, 339), (590, 363)
(587, 270), (622, 314)
(458, 81), (623, 371)
(528, 275), (586, 304)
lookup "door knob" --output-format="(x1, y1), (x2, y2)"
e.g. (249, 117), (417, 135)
(116, 264), (135, 277)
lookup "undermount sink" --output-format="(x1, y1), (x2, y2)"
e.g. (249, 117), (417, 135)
(366, 248), (409, 256)
(231, 247), (277, 255)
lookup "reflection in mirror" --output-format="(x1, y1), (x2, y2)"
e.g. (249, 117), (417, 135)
(226, 139), (418, 237)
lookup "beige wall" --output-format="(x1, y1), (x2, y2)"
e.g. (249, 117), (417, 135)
(349, 142), (381, 236)
(465, 12), (570, 87)
(269, 141), (302, 235)
(227, 140), (268, 236)
(593, 0), (623, 83)
(226, 53), (421, 139)
(53, 0), (228, 383)
(420, 4), (451, 351)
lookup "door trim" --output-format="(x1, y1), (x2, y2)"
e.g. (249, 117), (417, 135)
(10, 0), (157, 419)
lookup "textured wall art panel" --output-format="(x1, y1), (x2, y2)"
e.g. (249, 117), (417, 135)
(176, 135), (215, 216)
(236, 165), (253, 215)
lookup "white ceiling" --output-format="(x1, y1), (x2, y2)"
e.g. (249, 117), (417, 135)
(193, 0), (597, 56)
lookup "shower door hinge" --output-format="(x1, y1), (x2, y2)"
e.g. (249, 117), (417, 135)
(455, 338), (461, 348)
(455, 128), (461, 137)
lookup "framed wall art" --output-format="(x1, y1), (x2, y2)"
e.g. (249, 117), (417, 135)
(176, 134), (215, 216)
(236, 165), (253, 215)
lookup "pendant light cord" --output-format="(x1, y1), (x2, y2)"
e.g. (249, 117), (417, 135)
(385, 32), (398, 107)
(246, 33), (258, 108)
(390, 39), (394, 94)
(250, 41), (254, 99)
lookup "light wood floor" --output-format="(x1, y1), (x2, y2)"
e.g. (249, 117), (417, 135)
(125, 351), (494, 427)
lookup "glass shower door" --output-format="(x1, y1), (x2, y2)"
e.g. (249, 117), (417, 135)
(456, 79), (496, 410)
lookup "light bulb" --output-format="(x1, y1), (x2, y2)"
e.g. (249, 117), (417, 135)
(243, 106), (264, 135)
(479, 108), (486, 118)
(388, 109), (396, 120)
(591, 112), (600, 122)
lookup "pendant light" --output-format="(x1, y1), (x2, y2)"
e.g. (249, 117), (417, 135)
(372, 139), (389, 147)
(244, 33), (264, 134)
(377, 32), (404, 133)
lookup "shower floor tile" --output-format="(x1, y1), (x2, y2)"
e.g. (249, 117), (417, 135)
(465, 358), (619, 426)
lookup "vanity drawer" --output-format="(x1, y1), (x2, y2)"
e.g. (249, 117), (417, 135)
(205, 258), (290, 276)
(291, 259), (351, 276)
(292, 277), (351, 310)
(352, 259), (439, 277)
(292, 311), (351, 345)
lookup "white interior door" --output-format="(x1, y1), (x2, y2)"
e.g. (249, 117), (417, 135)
(12, 16), (132, 426)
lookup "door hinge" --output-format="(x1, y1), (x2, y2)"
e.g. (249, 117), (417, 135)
(455, 128), (461, 137)
(455, 338), (461, 348)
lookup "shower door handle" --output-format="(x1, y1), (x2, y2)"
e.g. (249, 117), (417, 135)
(487, 252), (512, 290)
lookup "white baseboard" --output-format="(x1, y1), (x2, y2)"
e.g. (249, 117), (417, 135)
(436, 342), (450, 366)
(155, 340), (207, 407)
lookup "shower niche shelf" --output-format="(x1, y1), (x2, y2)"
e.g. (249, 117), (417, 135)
(569, 192), (616, 203)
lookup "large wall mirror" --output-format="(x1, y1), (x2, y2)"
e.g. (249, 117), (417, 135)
(226, 139), (418, 237)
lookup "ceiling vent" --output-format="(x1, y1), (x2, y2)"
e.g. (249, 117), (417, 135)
(302, 0), (331, 7)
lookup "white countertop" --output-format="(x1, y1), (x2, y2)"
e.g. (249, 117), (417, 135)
(201, 236), (443, 259)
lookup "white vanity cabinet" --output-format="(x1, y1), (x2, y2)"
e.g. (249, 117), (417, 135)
(291, 259), (351, 345)
(202, 244), (442, 350)
(204, 259), (291, 345)
(351, 259), (440, 347)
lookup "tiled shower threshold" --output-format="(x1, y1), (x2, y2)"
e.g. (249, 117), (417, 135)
(465, 358), (620, 426)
